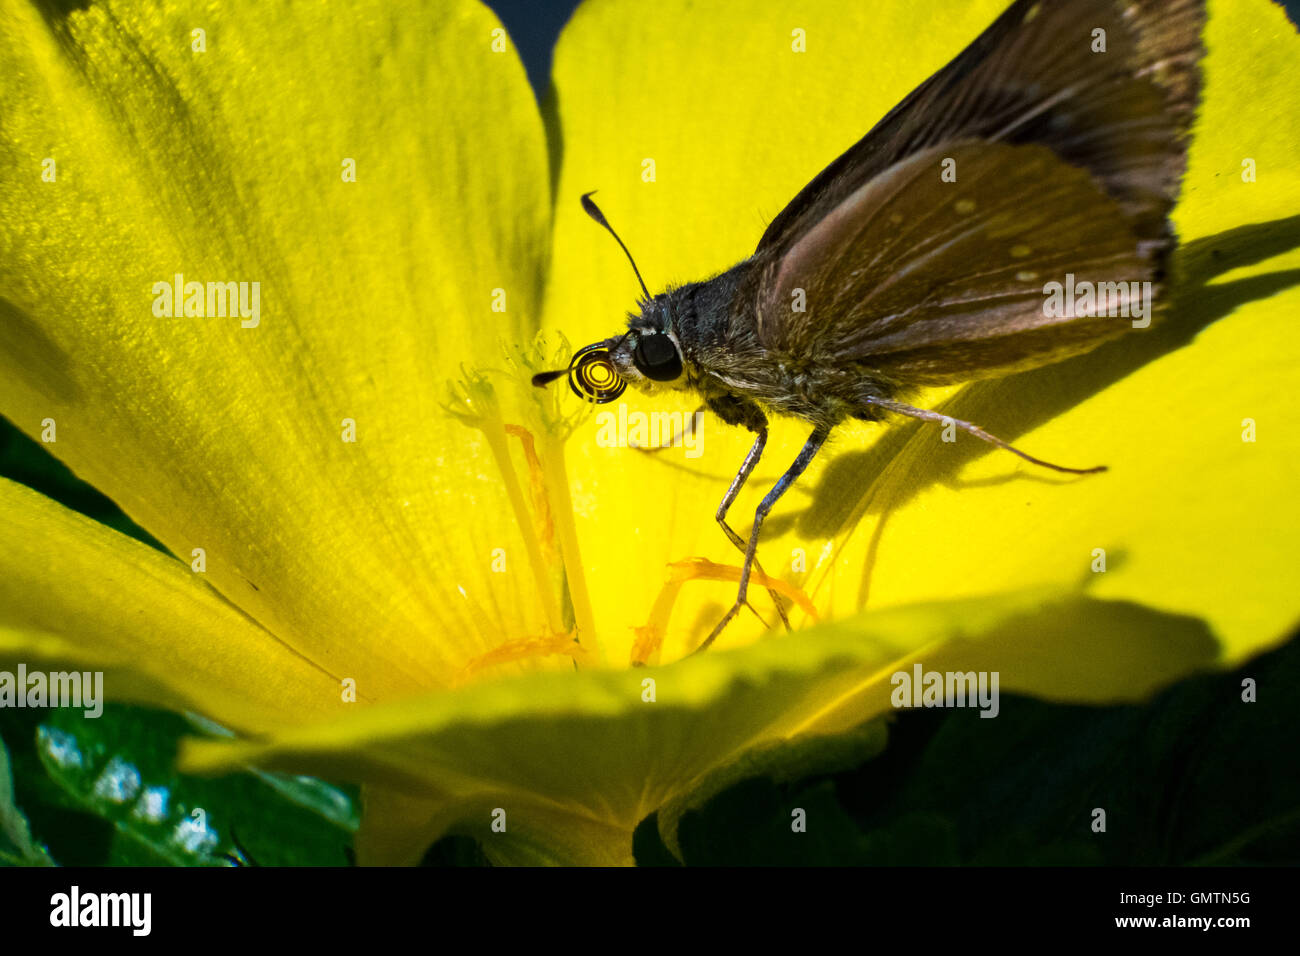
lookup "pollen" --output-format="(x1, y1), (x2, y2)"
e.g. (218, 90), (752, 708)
(954, 199), (976, 214)
(1010, 244), (1032, 258)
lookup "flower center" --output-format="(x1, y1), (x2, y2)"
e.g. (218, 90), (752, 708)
(445, 349), (605, 672)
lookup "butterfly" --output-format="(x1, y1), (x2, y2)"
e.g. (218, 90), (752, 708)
(535, 0), (1205, 652)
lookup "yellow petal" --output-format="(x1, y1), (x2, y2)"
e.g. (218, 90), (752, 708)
(0, 477), (341, 731)
(0, 0), (551, 694)
(182, 587), (1216, 864)
(355, 785), (638, 866)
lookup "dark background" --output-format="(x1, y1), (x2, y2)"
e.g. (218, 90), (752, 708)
(486, 0), (1300, 98)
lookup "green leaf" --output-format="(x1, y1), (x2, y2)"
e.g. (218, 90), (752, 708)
(0, 733), (55, 866)
(3, 702), (356, 866)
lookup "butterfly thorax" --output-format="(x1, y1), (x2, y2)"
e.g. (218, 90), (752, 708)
(641, 263), (899, 429)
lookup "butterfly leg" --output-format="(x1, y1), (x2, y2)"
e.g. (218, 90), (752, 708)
(864, 397), (1107, 475)
(706, 397), (791, 633)
(696, 424), (832, 655)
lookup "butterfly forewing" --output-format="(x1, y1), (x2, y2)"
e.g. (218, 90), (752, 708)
(746, 0), (1204, 381)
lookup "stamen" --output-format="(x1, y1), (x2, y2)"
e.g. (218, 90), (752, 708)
(536, 431), (606, 667)
(446, 374), (568, 641)
(455, 631), (589, 685)
(631, 558), (818, 666)
(504, 425), (560, 567)
(446, 361), (603, 670)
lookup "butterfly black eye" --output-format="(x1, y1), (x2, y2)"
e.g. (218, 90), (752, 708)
(567, 343), (627, 403)
(632, 333), (683, 382)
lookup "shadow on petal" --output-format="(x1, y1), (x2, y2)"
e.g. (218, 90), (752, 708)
(796, 213), (1300, 543)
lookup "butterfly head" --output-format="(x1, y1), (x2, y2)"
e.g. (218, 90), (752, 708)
(530, 192), (688, 403)
(532, 320), (685, 405)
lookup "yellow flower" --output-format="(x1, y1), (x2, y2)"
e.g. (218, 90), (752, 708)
(1, 0), (1297, 864)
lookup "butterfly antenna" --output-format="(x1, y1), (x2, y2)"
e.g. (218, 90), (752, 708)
(581, 191), (651, 301)
(531, 368), (568, 387)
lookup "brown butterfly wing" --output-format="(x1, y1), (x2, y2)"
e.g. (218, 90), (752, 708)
(746, 0), (1204, 378)
(754, 140), (1158, 384)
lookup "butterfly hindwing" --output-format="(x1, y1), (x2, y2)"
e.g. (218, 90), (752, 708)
(755, 140), (1158, 384)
